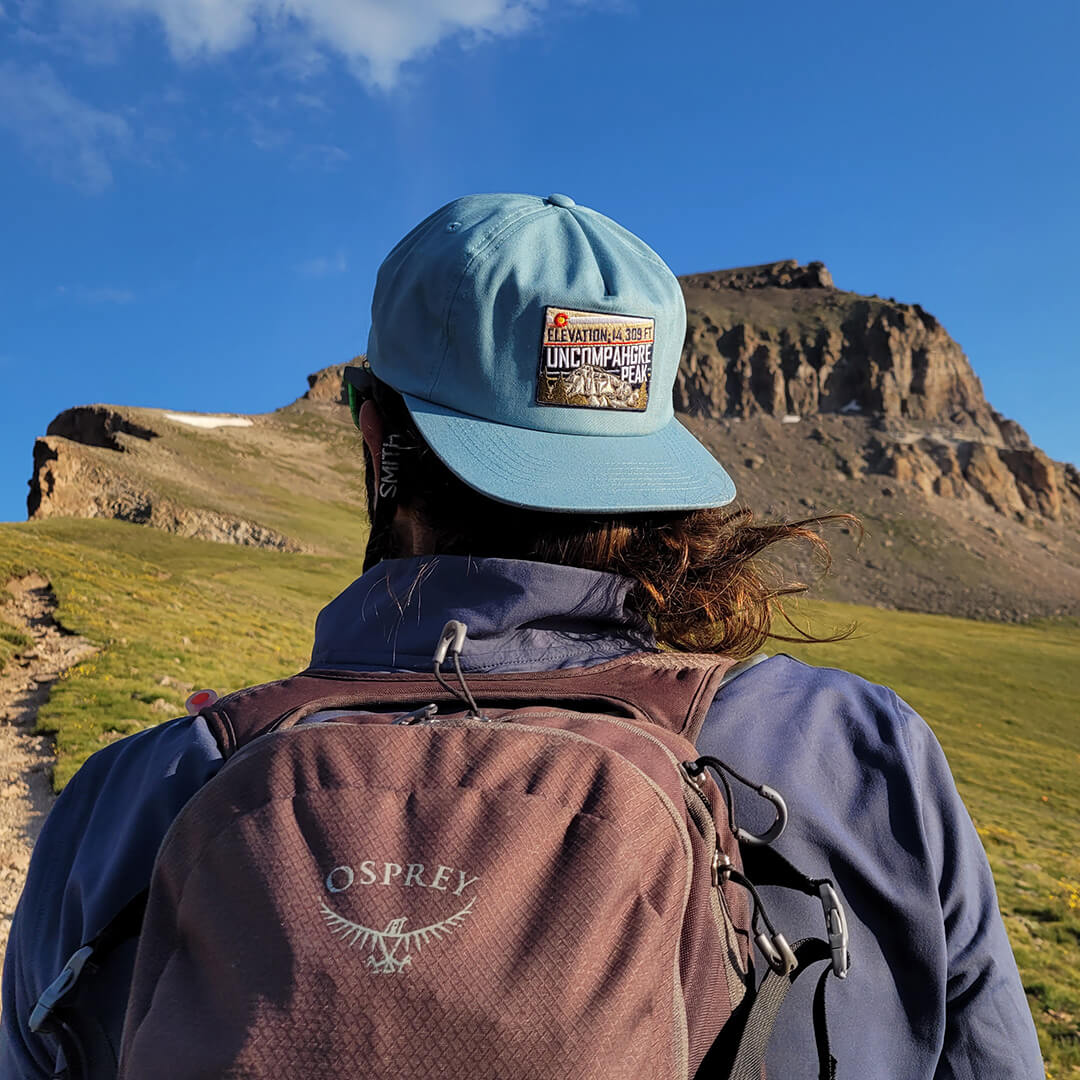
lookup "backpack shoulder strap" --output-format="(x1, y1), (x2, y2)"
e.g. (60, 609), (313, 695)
(200, 651), (737, 758)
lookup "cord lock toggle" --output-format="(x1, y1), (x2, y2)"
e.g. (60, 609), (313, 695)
(433, 621), (468, 665)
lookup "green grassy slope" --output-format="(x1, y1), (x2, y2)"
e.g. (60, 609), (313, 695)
(33, 398), (370, 560)
(783, 603), (1080, 1075)
(1, 517), (1076, 1072)
(0, 518), (361, 786)
(146, 402), (371, 553)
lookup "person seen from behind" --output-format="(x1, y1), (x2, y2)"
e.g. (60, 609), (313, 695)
(1, 193), (1044, 1079)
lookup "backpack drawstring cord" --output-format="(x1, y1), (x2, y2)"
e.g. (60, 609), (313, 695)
(432, 620), (486, 720)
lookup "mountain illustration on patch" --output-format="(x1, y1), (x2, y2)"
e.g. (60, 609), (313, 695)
(540, 365), (648, 410)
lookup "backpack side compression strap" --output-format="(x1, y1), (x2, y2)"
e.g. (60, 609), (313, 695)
(695, 938), (836, 1080)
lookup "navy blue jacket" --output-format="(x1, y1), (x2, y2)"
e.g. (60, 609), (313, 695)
(1, 557), (1044, 1078)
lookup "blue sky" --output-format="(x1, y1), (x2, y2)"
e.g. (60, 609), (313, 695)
(1, 0), (1077, 523)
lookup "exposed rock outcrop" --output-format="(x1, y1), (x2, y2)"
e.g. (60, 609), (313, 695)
(45, 406), (159, 452)
(688, 260), (835, 291)
(303, 363), (351, 405)
(679, 266), (995, 430)
(676, 261), (1078, 524)
(992, 410), (1033, 452)
(29, 432), (306, 552)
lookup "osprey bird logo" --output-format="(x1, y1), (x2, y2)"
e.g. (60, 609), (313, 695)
(320, 898), (476, 975)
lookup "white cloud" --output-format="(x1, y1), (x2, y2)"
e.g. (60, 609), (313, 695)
(0, 62), (131, 193)
(248, 117), (290, 150)
(297, 142), (349, 169)
(297, 251), (347, 278)
(81, 0), (552, 88)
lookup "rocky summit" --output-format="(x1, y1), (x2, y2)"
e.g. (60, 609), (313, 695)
(678, 261), (1078, 526)
(25, 262), (1080, 622)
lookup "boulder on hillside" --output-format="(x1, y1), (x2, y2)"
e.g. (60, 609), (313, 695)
(1004, 447), (1062, 520)
(993, 410), (1033, 451)
(961, 444), (1028, 519)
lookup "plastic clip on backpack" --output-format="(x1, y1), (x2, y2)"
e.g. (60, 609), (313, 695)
(31, 622), (849, 1079)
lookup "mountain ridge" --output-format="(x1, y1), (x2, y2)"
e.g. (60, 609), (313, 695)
(23, 260), (1080, 622)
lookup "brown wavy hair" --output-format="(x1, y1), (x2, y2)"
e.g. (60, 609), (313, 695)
(362, 377), (857, 660)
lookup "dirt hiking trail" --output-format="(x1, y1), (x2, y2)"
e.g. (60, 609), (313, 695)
(0, 574), (96, 965)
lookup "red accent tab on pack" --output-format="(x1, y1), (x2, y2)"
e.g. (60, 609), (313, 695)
(185, 689), (219, 714)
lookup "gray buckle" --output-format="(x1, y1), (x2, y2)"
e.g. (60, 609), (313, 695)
(817, 882), (849, 978)
(392, 704), (439, 726)
(29, 946), (94, 1033)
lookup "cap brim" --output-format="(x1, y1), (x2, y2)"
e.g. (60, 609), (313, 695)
(401, 394), (737, 513)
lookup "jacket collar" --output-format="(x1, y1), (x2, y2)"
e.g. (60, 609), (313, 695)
(310, 556), (656, 674)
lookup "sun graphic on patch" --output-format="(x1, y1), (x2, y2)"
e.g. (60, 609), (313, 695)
(553, 312), (569, 328)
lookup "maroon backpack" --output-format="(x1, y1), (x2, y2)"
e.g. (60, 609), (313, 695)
(36, 624), (849, 1079)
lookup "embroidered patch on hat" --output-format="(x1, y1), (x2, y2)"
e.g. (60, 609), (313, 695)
(536, 307), (653, 411)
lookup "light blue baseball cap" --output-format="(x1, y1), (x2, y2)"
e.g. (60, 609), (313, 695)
(365, 192), (736, 513)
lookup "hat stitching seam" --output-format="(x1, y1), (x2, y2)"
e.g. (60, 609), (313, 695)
(585, 210), (673, 274)
(562, 210), (614, 298)
(428, 202), (552, 398)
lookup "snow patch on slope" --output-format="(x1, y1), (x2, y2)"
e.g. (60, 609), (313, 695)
(164, 413), (253, 430)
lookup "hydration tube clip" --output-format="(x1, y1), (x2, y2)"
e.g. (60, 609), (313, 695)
(734, 781), (787, 847)
(686, 756), (789, 847)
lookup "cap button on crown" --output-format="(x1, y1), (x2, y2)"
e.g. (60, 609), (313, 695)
(544, 193), (576, 209)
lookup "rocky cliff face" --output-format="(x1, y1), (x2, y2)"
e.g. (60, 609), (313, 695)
(29, 409), (305, 550)
(678, 261), (1077, 525)
(679, 262), (996, 428)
